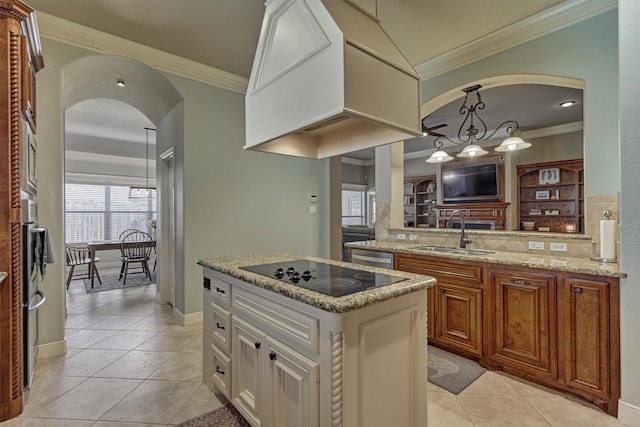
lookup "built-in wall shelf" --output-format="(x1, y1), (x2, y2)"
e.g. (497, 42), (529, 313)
(404, 175), (437, 228)
(517, 159), (584, 233)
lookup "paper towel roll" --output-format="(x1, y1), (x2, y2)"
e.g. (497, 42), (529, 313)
(600, 220), (616, 259)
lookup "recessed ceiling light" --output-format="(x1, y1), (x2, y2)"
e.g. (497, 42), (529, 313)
(560, 100), (575, 108)
(116, 79), (125, 87)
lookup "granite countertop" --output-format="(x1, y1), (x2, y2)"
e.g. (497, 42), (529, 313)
(0, 272), (6, 284)
(346, 240), (626, 278)
(197, 253), (435, 313)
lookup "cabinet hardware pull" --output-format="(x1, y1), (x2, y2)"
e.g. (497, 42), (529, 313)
(215, 287), (225, 294)
(439, 288), (445, 294)
(510, 279), (531, 285)
(216, 322), (225, 330)
(269, 351), (277, 361)
(575, 287), (583, 294)
(255, 342), (261, 349)
(216, 365), (225, 375)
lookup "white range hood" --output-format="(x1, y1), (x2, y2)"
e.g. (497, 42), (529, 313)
(245, 0), (421, 159)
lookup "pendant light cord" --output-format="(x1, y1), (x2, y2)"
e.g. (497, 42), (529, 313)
(144, 127), (156, 195)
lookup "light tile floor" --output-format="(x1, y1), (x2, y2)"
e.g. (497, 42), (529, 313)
(3, 273), (629, 426)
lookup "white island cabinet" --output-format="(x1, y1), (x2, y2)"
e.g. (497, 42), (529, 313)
(199, 255), (432, 427)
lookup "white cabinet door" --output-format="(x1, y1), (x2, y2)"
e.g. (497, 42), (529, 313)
(265, 336), (319, 427)
(232, 316), (264, 427)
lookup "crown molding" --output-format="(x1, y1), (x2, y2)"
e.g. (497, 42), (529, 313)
(37, 12), (249, 94)
(341, 156), (375, 166)
(521, 121), (583, 139)
(415, 0), (617, 79)
(65, 150), (154, 168)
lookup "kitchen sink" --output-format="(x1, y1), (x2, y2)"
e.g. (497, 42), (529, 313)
(414, 246), (459, 253)
(414, 246), (495, 256)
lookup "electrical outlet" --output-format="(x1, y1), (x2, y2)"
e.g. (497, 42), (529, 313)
(550, 242), (567, 252)
(528, 241), (545, 250)
(397, 233), (406, 240)
(409, 234), (419, 241)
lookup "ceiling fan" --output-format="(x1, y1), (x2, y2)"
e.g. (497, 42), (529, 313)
(421, 121), (447, 137)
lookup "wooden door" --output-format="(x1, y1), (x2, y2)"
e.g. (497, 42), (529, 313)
(559, 277), (609, 397)
(232, 316), (265, 427)
(489, 269), (557, 379)
(265, 336), (319, 427)
(434, 283), (482, 356)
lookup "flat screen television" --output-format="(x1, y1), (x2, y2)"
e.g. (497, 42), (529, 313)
(442, 162), (499, 203)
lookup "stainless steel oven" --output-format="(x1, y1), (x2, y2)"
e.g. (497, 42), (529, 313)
(22, 199), (46, 388)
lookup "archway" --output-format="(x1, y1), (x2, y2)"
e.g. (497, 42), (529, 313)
(61, 55), (184, 311)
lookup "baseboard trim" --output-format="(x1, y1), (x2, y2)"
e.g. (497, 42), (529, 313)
(37, 339), (66, 358)
(174, 307), (203, 326)
(618, 399), (640, 427)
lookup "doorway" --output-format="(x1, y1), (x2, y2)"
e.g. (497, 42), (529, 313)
(160, 147), (177, 307)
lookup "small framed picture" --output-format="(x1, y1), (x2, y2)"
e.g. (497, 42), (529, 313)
(539, 168), (560, 184)
(535, 190), (550, 200)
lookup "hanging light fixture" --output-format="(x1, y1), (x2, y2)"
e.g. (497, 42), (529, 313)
(425, 84), (530, 163)
(129, 127), (157, 198)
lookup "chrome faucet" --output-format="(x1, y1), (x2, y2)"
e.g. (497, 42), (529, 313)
(448, 209), (472, 248)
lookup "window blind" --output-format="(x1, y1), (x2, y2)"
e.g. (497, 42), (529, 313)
(65, 183), (156, 243)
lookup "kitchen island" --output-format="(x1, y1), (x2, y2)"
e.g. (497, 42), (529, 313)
(198, 253), (435, 427)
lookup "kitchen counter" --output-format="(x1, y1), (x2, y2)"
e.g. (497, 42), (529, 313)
(346, 240), (626, 278)
(197, 252), (435, 313)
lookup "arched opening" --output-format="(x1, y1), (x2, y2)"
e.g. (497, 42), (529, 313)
(61, 55), (184, 312)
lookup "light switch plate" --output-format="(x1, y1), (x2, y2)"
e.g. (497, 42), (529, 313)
(309, 205), (317, 214)
(397, 233), (406, 240)
(550, 242), (567, 251)
(528, 241), (545, 250)
(409, 234), (419, 241)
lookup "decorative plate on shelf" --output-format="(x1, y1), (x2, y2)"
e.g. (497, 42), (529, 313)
(539, 168), (560, 184)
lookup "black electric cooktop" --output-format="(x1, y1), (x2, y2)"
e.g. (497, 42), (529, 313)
(240, 259), (407, 297)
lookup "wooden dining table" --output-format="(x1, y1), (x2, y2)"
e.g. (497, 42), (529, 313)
(87, 239), (156, 288)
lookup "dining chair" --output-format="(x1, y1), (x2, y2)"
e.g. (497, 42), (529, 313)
(65, 244), (102, 289)
(118, 228), (144, 278)
(119, 230), (154, 286)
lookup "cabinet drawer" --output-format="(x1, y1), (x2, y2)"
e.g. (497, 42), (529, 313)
(233, 286), (319, 354)
(212, 304), (232, 355)
(397, 254), (483, 288)
(212, 345), (231, 400)
(206, 270), (232, 309)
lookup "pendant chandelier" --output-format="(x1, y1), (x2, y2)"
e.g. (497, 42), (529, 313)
(426, 85), (530, 163)
(129, 127), (157, 198)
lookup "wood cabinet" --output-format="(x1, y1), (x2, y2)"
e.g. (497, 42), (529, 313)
(437, 203), (509, 230)
(0, 2), (43, 422)
(394, 251), (619, 415)
(202, 266), (427, 427)
(396, 253), (483, 357)
(404, 175), (437, 228)
(488, 268), (557, 379)
(485, 266), (619, 415)
(517, 159), (584, 233)
(435, 284), (482, 356)
(557, 275), (619, 414)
